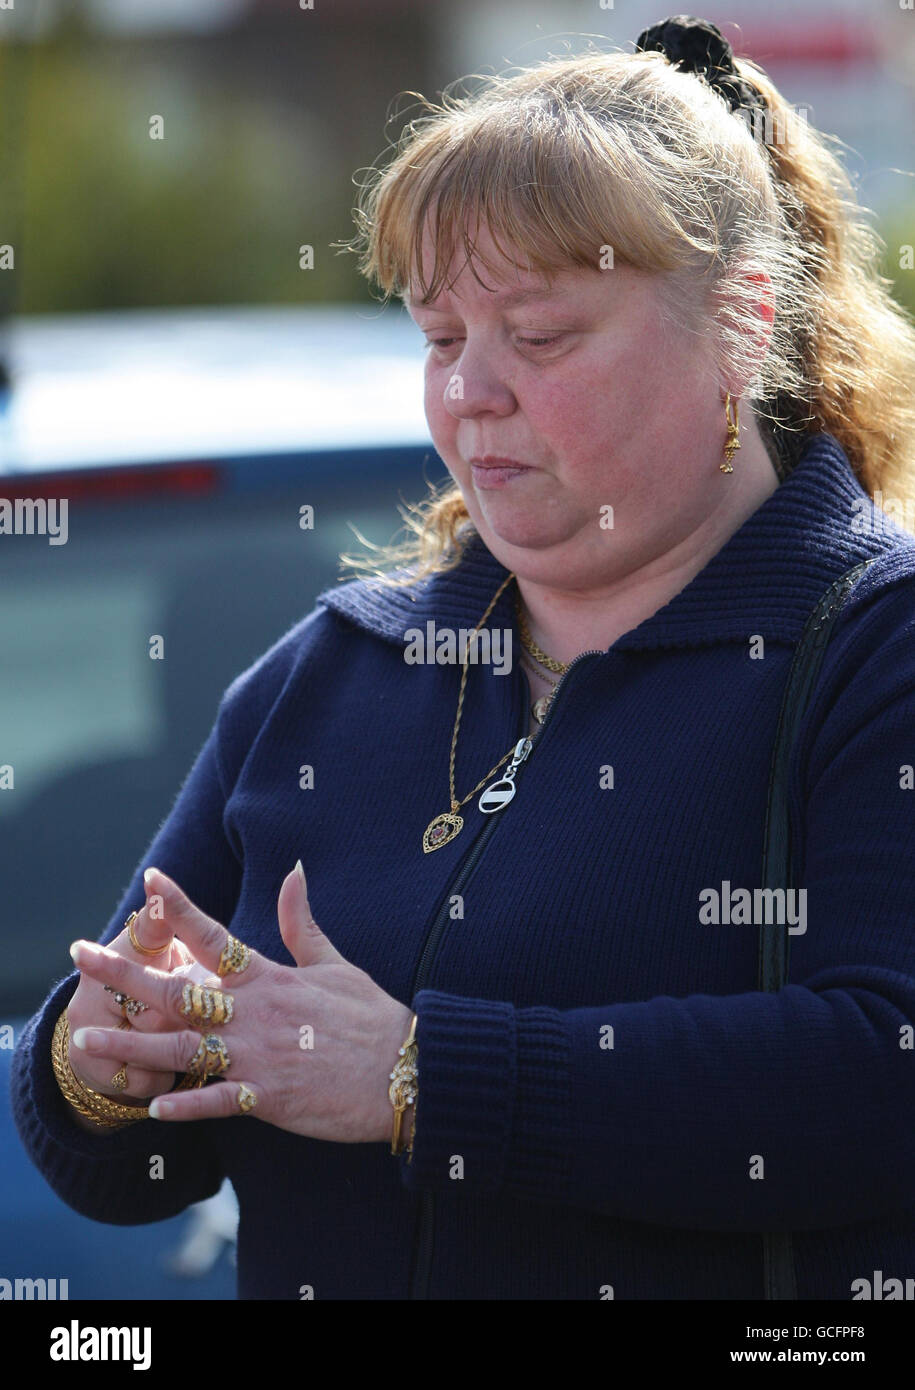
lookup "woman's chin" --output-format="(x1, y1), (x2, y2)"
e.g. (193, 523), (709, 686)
(475, 513), (571, 556)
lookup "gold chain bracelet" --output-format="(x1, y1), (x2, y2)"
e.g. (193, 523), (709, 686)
(389, 1012), (418, 1160)
(51, 1010), (204, 1129)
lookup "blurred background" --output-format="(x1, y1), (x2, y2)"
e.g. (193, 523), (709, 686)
(1, 0), (913, 1298)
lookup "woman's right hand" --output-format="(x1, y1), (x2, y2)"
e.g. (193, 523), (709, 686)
(65, 874), (213, 1115)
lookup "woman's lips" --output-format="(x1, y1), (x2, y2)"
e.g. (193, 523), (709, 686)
(469, 457), (534, 489)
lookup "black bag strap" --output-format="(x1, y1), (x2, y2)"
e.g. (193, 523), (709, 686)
(758, 557), (876, 1300)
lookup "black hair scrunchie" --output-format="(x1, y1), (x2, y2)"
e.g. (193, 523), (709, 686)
(635, 14), (769, 120)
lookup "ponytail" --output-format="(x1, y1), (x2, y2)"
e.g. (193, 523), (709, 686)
(735, 57), (915, 517)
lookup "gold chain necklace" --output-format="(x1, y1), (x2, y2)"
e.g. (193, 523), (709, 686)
(423, 571), (534, 853)
(515, 590), (569, 724)
(520, 648), (560, 725)
(515, 591), (570, 675)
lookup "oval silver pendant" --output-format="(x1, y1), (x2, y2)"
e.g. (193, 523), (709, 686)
(478, 778), (517, 814)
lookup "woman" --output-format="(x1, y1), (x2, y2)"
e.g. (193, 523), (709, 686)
(12, 18), (915, 1300)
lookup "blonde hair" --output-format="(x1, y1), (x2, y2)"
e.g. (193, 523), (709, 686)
(334, 44), (915, 585)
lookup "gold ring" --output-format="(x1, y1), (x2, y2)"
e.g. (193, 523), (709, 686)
(111, 1065), (129, 1091)
(126, 910), (171, 958)
(217, 933), (251, 977)
(106, 986), (149, 1019)
(236, 1084), (257, 1115)
(180, 983), (234, 1028)
(209, 991), (231, 1026)
(174, 1070), (206, 1091)
(185, 1037), (210, 1081)
(185, 1033), (231, 1080)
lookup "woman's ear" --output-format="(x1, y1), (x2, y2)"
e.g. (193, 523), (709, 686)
(712, 268), (776, 394)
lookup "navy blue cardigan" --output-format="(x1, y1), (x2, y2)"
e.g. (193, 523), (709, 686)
(11, 432), (915, 1299)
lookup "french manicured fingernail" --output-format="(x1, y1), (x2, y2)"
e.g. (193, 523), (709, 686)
(295, 858), (306, 890)
(72, 1027), (106, 1051)
(69, 941), (110, 967)
(148, 1098), (173, 1119)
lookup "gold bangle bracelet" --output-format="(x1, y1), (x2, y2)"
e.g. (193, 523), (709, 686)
(51, 1011), (207, 1129)
(52, 1011), (149, 1127)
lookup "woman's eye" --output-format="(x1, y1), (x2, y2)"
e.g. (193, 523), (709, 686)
(423, 335), (563, 352)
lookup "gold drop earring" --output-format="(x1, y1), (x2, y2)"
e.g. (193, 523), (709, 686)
(721, 391), (740, 473)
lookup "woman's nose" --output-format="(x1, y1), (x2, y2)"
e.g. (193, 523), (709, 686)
(441, 348), (516, 418)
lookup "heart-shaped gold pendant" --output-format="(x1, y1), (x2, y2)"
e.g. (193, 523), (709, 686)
(422, 812), (463, 853)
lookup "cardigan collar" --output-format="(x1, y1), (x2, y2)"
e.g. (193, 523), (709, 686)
(316, 432), (906, 651)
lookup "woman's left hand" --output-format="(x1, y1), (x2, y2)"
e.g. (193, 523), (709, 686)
(68, 863), (414, 1143)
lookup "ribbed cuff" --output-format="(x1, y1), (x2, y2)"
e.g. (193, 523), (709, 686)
(10, 972), (225, 1229)
(399, 991), (516, 1192)
(11, 974), (156, 1162)
(398, 992), (572, 1203)
(507, 1005), (572, 1202)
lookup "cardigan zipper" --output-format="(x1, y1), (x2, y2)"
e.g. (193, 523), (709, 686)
(406, 644), (602, 1299)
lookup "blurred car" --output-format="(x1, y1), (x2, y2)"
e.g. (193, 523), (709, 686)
(0, 303), (443, 1296)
